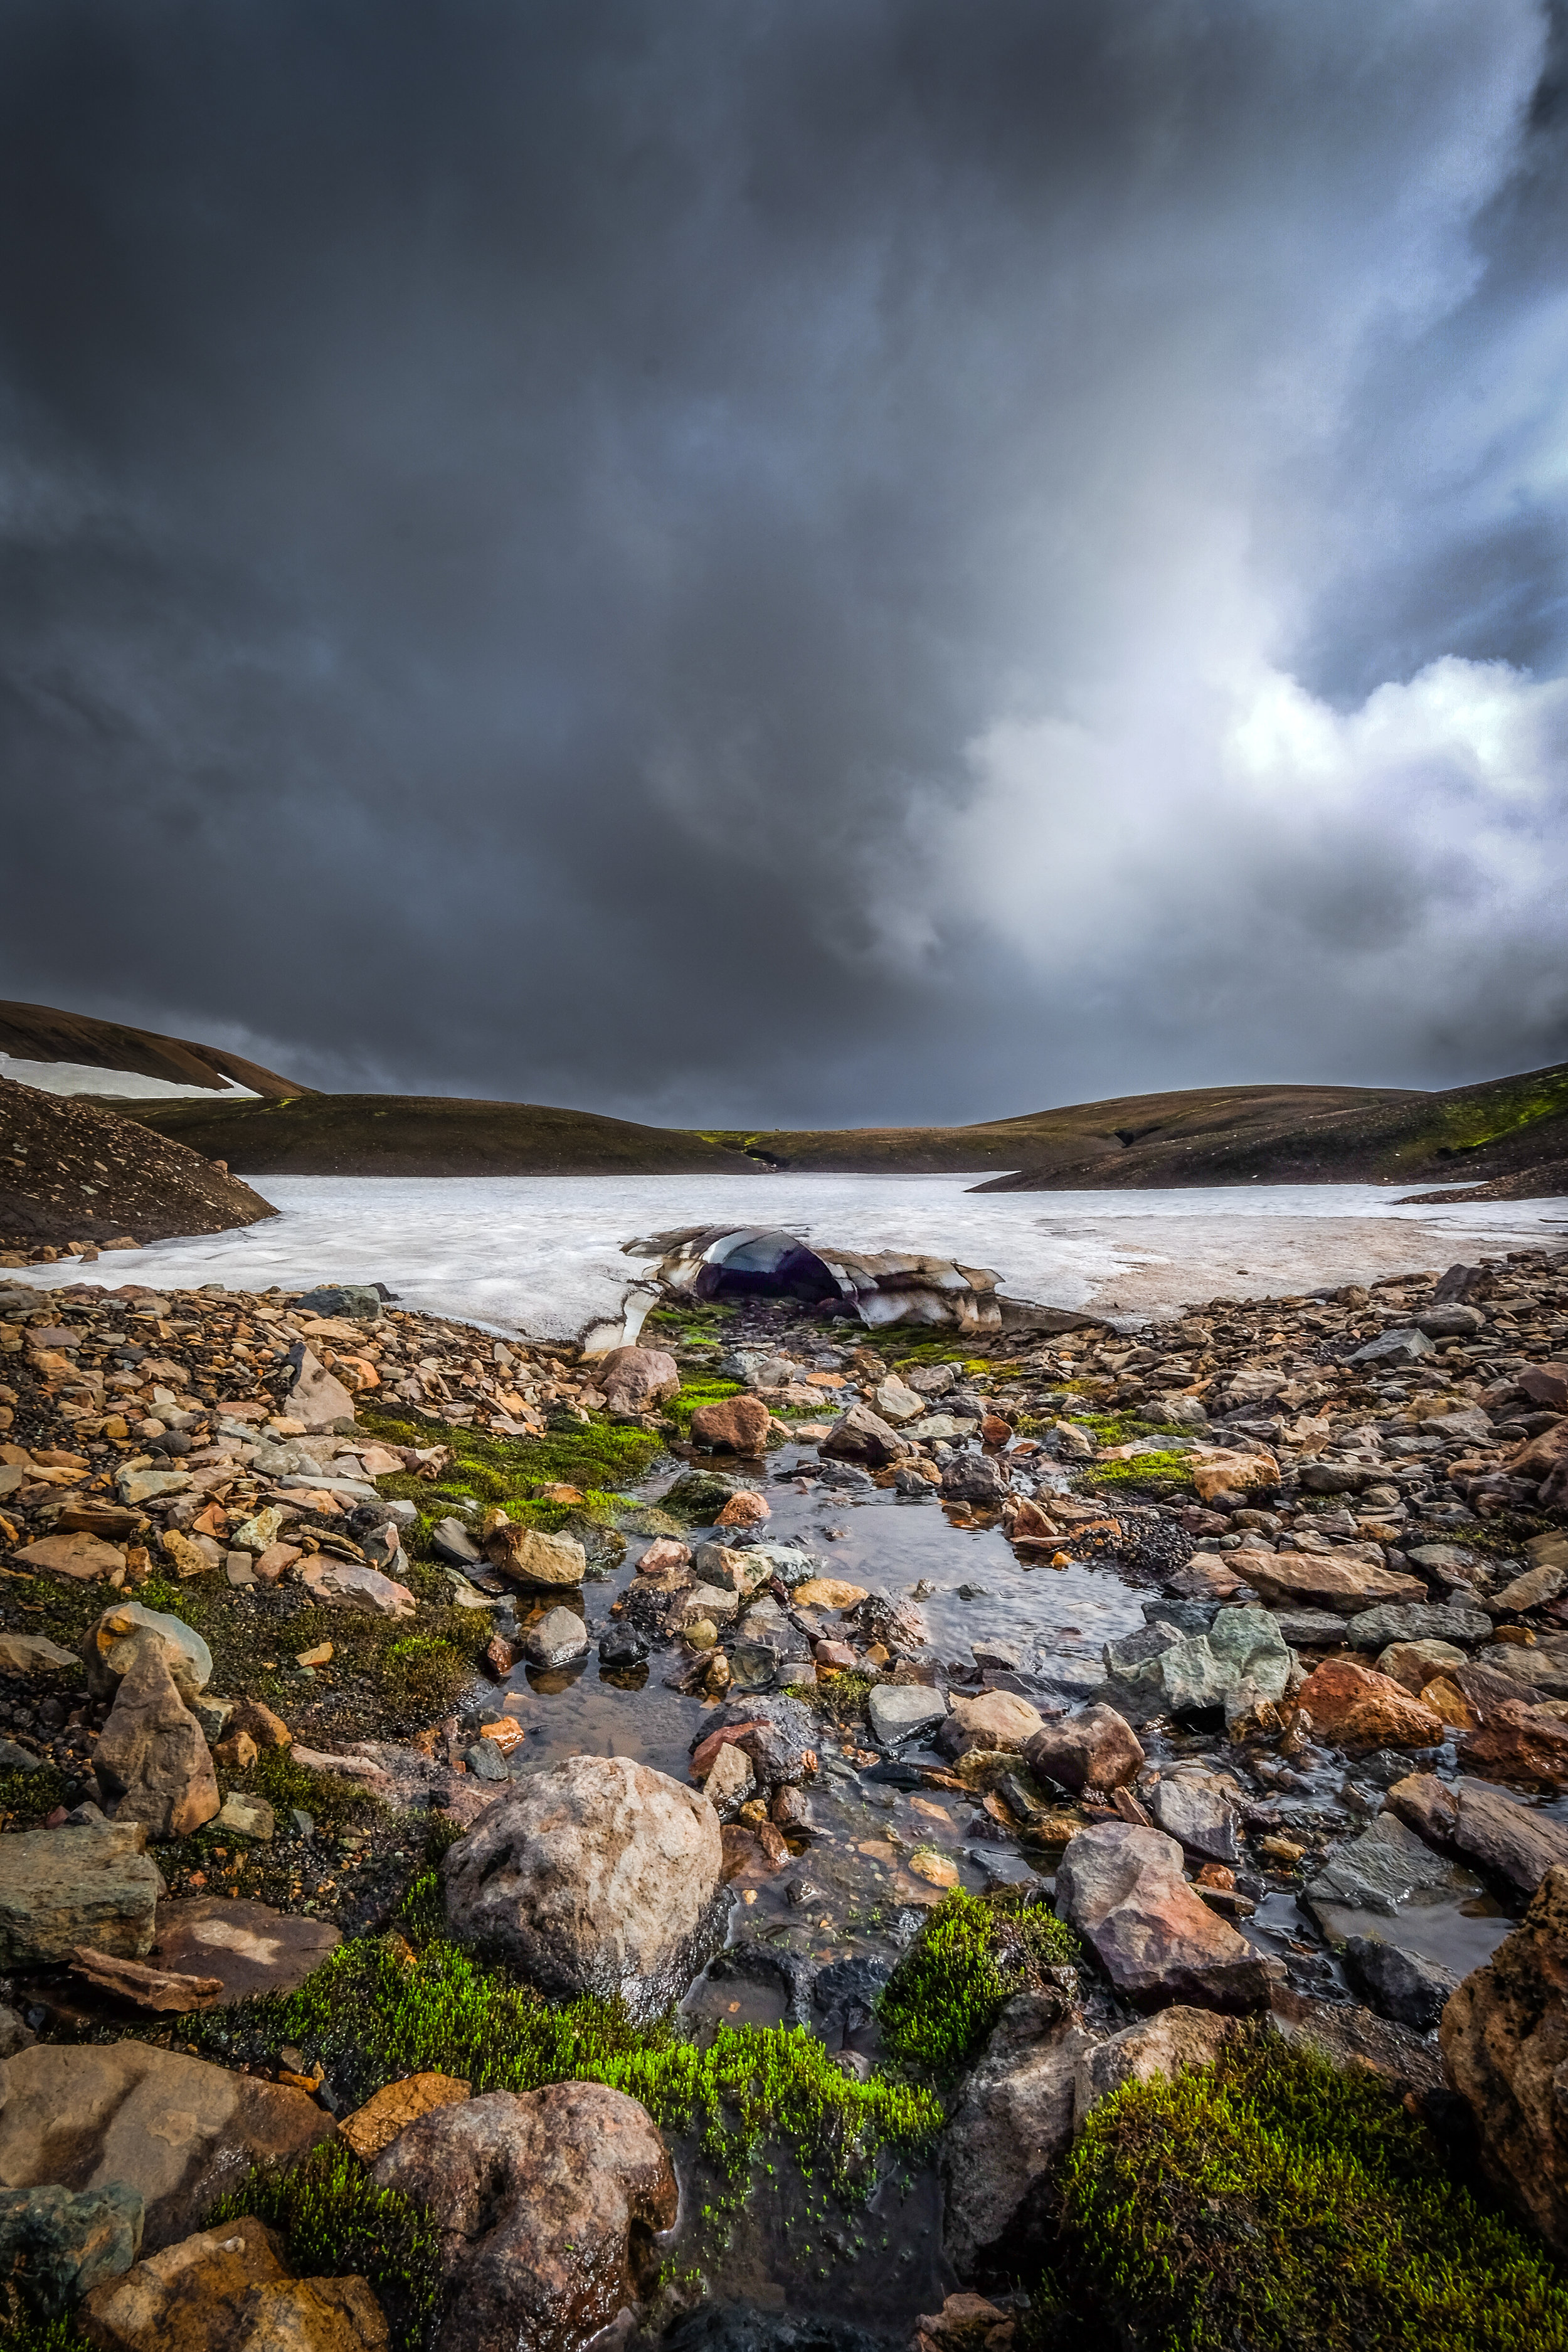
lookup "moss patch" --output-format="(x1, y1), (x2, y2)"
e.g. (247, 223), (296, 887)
(1084, 1448), (1196, 1495)
(1037, 2035), (1568, 2352)
(208, 2143), (440, 2352)
(0, 1761), (70, 1830)
(189, 1876), (940, 2193)
(878, 1887), (1080, 2074)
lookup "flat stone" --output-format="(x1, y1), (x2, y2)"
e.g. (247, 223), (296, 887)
(867, 1685), (949, 1747)
(1341, 1936), (1459, 2032)
(0, 1632), (80, 1674)
(1305, 1810), (1481, 1919)
(1270, 1611), (1352, 1650)
(1148, 1768), (1241, 1865)
(14, 1532), (125, 1583)
(215, 1793), (275, 1841)
(281, 1345), (359, 1433)
(431, 1516), (483, 1565)
(1242, 1552), (1426, 1614)
(151, 1899), (341, 2004)
(115, 1470), (193, 1508)
(1387, 1773), (1568, 1897)
(1495, 1563), (1568, 1613)
(0, 2043), (335, 2253)
(1345, 1602), (1491, 1651)
(1348, 1327), (1435, 1365)
(0, 1824), (164, 1966)
(297, 1559), (416, 1618)
(340, 2072), (471, 2164)
(66, 1948), (225, 2015)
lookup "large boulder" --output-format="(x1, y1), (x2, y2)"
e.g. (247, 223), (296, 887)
(941, 1454), (1009, 1506)
(93, 1645), (221, 1841)
(1441, 1865), (1568, 2252)
(689, 1396), (773, 1454)
(1345, 1602), (1491, 1651)
(82, 2218), (388, 2352)
(1024, 1706), (1143, 1794)
(442, 1755), (726, 2021)
(939, 1995), (1098, 2283)
(1293, 1658), (1442, 1750)
(1107, 1608), (1290, 1732)
(1054, 1822), (1282, 2010)
(0, 2043), (335, 2254)
(594, 1347), (680, 1415)
(0, 1823), (164, 1966)
(821, 1405), (904, 1466)
(370, 2082), (675, 2352)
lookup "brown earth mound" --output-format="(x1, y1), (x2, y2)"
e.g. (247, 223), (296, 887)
(0, 1078), (277, 1250)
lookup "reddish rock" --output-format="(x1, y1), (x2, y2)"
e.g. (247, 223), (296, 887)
(821, 1402), (905, 1466)
(371, 2082), (675, 2352)
(228, 1700), (291, 1751)
(1024, 1705), (1144, 1794)
(1459, 1700), (1568, 1793)
(689, 1722), (765, 1779)
(636, 1537), (691, 1575)
(93, 1646), (220, 1841)
(1055, 1821), (1283, 2010)
(716, 1488), (770, 1527)
(689, 1395), (772, 1454)
(482, 1633), (516, 1680)
(1518, 1365), (1568, 1414)
(1293, 1658), (1442, 1750)
(1442, 1864), (1568, 2252)
(593, 1346), (680, 1416)
(1386, 1772), (1568, 1896)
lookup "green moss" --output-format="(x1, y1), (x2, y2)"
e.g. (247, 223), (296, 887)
(249, 1742), (384, 1834)
(878, 1887), (1081, 2073)
(643, 1300), (738, 1343)
(0, 2319), (93, 2352)
(189, 1878), (940, 2192)
(359, 1405), (664, 1525)
(1084, 1448), (1196, 1494)
(207, 2142), (439, 2352)
(0, 1761), (70, 1827)
(805, 1671), (874, 1727)
(1045, 2036), (1568, 2352)
(665, 1378), (744, 1436)
(378, 1633), (468, 1717)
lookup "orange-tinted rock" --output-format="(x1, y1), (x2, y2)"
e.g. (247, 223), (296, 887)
(1459, 1700), (1568, 1793)
(716, 1488), (770, 1527)
(689, 1395), (771, 1454)
(1294, 1658), (1442, 1749)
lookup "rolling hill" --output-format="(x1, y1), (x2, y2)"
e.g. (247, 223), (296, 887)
(0, 999), (305, 1100)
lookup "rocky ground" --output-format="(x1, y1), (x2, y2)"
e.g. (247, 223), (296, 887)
(0, 1246), (1567, 2349)
(0, 1078), (277, 1253)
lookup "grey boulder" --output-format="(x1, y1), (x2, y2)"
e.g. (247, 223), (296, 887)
(0, 1823), (166, 1967)
(1341, 1936), (1459, 2032)
(1345, 1602), (1491, 1652)
(523, 1608), (589, 1668)
(940, 1995), (1097, 2282)
(442, 1754), (726, 2021)
(0, 2180), (143, 2319)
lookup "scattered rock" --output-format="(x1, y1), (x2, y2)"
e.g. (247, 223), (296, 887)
(936, 1690), (1046, 1758)
(442, 1754), (726, 2021)
(822, 1404), (906, 1466)
(67, 1947), (225, 2014)
(1054, 1821), (1283, 2009)
(370, 2080), (675, 2352)
(1375, 1638), (1467, 1695)
(85, 1603), (213, 1702)
(1496, 1562), (1568, 1613)
(1024, 1707), (1143, 1794)
(281, 1346), (359, 1432)
(867, 1686), (948, 1748)
(1341, 1936), (1459, 2032)
(297, 1559), (417, 1618)
(0, 1631), (79, 1675)
(593, 1345), (680, 1416)
(13, 1532), (124, 1583)
(1147, 1767), (1240, 1865)
(93, 1645), (221, 1841)
(1345, 1602), (1491, 1651)
(940, 1994), (1096, 2282)
(1386, 1772), (1568, 1896)
(81, 2219), (389, 2352)
(690, 1396), (773, 1454)
(483, 1522), (587, 1589)
(524, 1608), (589, 1668)
(1242, 1553), (1426, 1614)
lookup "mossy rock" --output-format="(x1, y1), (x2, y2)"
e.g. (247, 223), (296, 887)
(1034, 2035), (1568, 2352)
(879, 1887), (1080, 2074)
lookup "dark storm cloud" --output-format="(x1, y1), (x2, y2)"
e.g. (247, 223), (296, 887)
(0, 0), (1564, 1123)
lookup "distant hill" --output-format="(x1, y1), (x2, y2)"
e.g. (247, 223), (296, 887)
(0, 999), (307, 1100)
(128, 1093), (766, 1178)
(111, 1056), (1568, 1199)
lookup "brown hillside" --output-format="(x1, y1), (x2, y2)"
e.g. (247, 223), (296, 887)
(0, 999), (306, 1100)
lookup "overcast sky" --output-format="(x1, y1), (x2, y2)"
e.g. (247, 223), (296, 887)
(1, 0), (1565, 1126)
